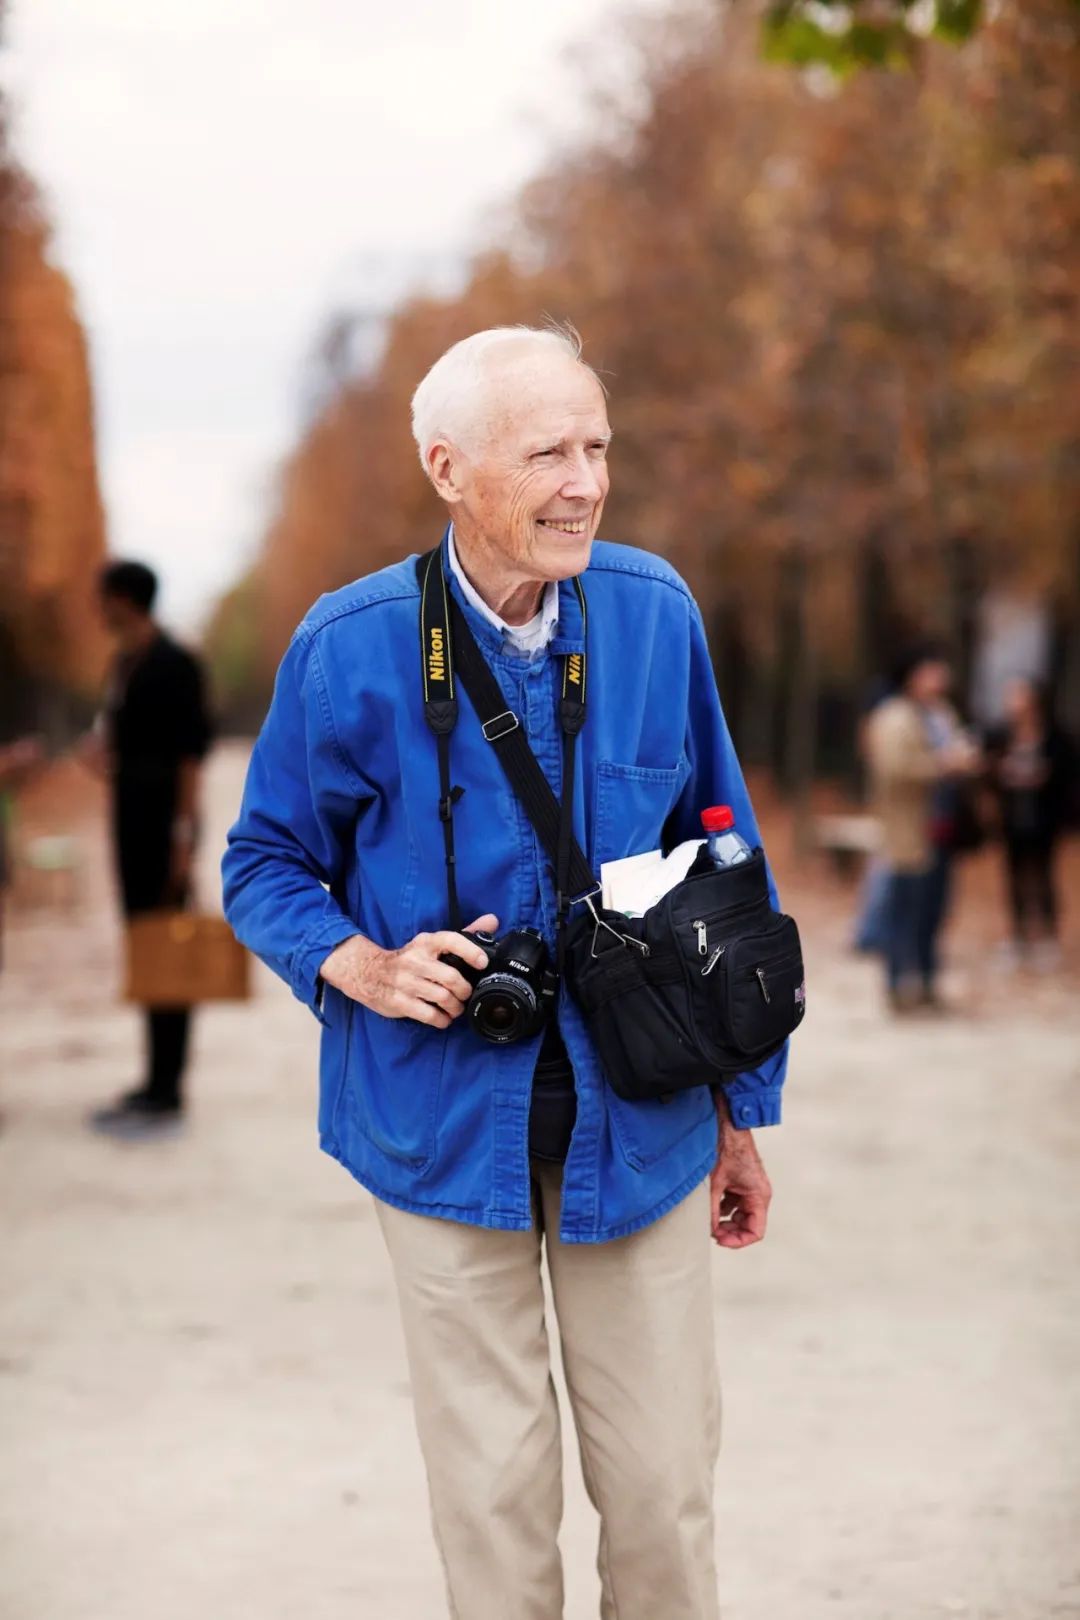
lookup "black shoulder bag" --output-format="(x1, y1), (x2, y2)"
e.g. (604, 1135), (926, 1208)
(416, 547), (806, 1102)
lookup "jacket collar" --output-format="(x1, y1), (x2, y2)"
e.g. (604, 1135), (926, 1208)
(447, 525), (559, 657)
(438, 527), (585, 660)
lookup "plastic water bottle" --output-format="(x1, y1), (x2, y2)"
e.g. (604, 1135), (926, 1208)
(701, 805), (752, 868)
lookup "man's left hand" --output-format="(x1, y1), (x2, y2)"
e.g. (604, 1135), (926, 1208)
(709, 1095), (772, 1249)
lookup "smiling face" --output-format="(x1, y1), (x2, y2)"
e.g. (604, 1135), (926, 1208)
(426, 345), (611, 590)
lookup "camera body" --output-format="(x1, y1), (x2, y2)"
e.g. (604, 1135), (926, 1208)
(441, 927), (557, 1045)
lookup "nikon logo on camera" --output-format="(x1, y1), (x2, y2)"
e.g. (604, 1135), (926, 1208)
(567, 653), (583, 687)
(428, 626), (447, 685)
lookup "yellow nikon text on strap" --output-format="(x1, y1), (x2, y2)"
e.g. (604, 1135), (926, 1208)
(428, 626), (447, 686)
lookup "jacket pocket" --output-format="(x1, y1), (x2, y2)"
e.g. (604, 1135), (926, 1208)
(592, 757), (691, 868)
(606, 1082), (715, 1171)
(318, 987), (354, 1147)
(347, 1010), (446, 1172)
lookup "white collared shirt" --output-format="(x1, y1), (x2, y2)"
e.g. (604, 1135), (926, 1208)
(447, 526), (559, 660)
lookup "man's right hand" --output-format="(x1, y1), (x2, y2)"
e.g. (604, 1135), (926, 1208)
(318, 914), (499, 1028)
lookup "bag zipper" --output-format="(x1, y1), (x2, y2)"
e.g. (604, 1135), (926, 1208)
(676, 908), (798, 1068)
(684, 894), (765, 936)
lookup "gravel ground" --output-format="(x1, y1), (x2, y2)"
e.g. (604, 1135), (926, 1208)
(1, 743), (1078, 1620)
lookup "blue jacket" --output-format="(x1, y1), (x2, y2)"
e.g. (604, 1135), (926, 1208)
(222, 539), (787, 1242)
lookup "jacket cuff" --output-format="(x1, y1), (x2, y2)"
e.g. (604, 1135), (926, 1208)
(290, 915), (363, 1025)
(718, 1086), (783, 1129)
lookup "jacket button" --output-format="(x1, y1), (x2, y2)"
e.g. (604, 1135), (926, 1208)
(739, 1103), (752, 1123)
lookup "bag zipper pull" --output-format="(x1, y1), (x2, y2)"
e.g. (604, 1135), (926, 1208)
(755, 967), (771, 1004)
(692, 919), (708, 956)
(701, 945), (725, 977)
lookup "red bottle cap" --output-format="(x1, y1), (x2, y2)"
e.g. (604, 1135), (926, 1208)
(701, 805), (735, 833)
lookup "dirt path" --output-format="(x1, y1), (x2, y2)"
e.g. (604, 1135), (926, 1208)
(2, 744), (1078, 1620)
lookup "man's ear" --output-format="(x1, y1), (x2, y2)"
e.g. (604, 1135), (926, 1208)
(426, 440), (464, 505)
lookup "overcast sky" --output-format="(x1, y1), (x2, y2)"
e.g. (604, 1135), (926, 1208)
(2, 0), (661, 633)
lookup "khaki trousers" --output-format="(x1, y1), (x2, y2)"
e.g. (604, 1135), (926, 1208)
(375, 1165), (721, 1620)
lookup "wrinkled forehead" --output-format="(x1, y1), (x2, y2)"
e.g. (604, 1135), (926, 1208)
(475, 350), (609, 455)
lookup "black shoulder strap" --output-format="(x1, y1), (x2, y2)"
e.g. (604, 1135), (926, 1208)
(415, 549), (598, 924)
(418, 550), (465, 929)
(447, 590), (597, 903)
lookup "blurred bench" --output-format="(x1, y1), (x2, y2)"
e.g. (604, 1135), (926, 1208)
(813, 814), (880, 879)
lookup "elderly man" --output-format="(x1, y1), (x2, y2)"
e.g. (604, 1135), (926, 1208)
(222, 326), (787, 1620)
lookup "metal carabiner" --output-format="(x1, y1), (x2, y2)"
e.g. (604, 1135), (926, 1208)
(584, 892), (650, 959)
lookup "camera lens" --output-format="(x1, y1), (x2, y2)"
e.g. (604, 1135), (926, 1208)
(481, 996), (520, 1035)
(470, 975), (536, 1044)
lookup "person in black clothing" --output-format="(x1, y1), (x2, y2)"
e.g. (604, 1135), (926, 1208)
(983, 676), (1076, 971)
(86, 560), (213, 1136)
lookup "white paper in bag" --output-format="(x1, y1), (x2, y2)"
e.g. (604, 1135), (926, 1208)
(599, 838), (703, 916)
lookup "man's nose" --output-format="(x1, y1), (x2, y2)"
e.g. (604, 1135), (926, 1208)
(560, 450), (606, 503)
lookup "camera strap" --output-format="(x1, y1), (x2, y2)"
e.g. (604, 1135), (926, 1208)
(417, 543), (465, 929)
(416, 545), (598, 968)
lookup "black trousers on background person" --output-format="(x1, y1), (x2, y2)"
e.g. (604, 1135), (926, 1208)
(1004, 835), (1058, 941)
(142, 1008), (190, 1109)
(113, 767), (194, 1111)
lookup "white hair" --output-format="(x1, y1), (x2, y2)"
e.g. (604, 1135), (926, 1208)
(410, 324), (592, 473)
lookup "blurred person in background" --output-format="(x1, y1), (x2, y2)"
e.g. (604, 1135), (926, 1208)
(0, 736), (46, 972)
(866, 644), (980, 1012)
(222, 325), (785, 1620)
(81, 561), (213, 1137)
(983, 676), (1077, 972)
(852, 673), (895, 956)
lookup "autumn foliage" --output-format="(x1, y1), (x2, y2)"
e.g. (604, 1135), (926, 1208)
(0, 7), (108, 733)
(207, 0), (1078, 773)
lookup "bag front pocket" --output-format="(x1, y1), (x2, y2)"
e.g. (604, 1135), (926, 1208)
(710, 919), (805, 1065)
(565, 911), (709, 1099)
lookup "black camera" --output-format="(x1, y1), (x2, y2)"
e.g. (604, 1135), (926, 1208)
(440, 927), (557, 1045)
